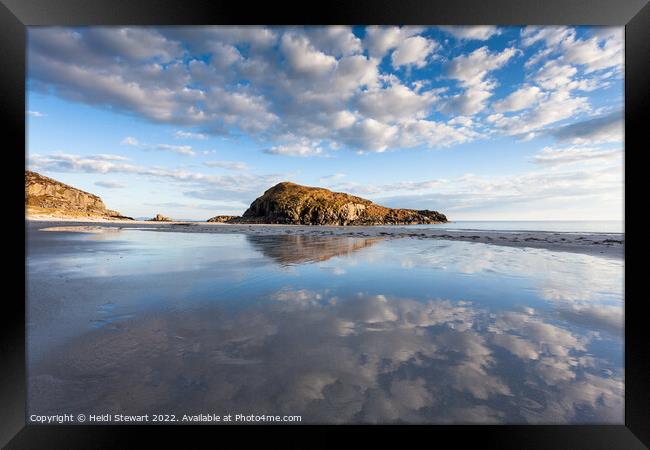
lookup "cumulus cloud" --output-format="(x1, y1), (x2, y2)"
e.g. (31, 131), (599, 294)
(442, 46), (518, 115)
(356, 82), (436, 122)
(391, 36), (437, 69)
(438, 26), (500, 41)
(492, 85), (543, 113)
(521, 26), (623, 75)
(446, 46), (518, 88)
(83, 27), (184, 62)
(280, 32), (337, 78)
(27, 26), (622, 158)
(363, 26), (423, 59)
(561, 28), (624, 73)
(305, 26), (362, 57)
(487, 90), (591, 138)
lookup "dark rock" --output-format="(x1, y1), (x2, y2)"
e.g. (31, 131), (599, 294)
(148, 214), (172, 222)
(207, 215), (240, 223)
(230, 181), (447, 226)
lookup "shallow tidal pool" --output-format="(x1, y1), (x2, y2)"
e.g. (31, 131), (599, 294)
(26, 226), (624, 424)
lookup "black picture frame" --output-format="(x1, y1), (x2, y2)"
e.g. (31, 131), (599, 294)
(2, 0), (647, 447)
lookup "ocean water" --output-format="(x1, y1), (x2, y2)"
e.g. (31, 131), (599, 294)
(26, 225), (624, 424)
(381, 220), (624, 233)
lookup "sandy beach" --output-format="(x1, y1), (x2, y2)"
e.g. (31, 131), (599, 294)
(27, 217), (624, 259)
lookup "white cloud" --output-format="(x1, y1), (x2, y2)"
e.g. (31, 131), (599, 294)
(29, 152), (141, 174)
(120, 136), (139, 146)
(493, 85), (543, 113)
(363, 26), (423, 59)
(521, 26), (623, 75)
(446, 46), (518, 87)
(371, 159), (622, 220)
(84, 27), (183, 62)
(332, 54), (379, 93)
(487, 90), (591, 138)
(26, 110), (46, 117)
(561, 29), (623, 73)
(177, 26), (278, 49)
(264, 141), (324, 157)
(305, 26), (362, 57)
(438, 26), (500, 41)
(339, 118), (399, 152)
(94, 180), (127, 188)
(317, 172), (346, 183)
(174, 130), (208, 140)
(208, 42), (242, 68)
(280, 32), (337, 78)
(203, 160), (249, 170)
(532, 146), (621, 166)
(520, 26), (575, 48)
(443, 46), (518, 115)
(391, 36), (437, 69)
(151, 143), (196, 156)
(397, 119), (476, 148)
(442, 80), (496, 116)
(26, 26), (622, 159)
(533, 60), (578, 90)
(357, 83), (436, 122)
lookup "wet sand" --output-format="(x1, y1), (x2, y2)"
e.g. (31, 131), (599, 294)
(27, 218), (624, 259)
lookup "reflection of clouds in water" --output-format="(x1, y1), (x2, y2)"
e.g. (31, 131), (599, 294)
(380, 240), (623, 335)
(30, 289), (623, 424)
(555, 303), (623, 333)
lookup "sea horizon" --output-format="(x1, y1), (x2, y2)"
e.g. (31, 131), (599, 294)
(132, 218), (624, 234)
(380, 220), (624, 234)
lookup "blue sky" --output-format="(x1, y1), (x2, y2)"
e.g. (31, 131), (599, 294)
(27, 26), (624, 220)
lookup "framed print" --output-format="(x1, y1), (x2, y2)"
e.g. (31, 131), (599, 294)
(1, 0), (648, 447)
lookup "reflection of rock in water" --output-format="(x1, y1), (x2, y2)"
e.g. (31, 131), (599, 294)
(246, 234), (382, 265)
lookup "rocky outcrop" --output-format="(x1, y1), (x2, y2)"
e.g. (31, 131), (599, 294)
(231, 182), (447, 226)
(26, 170), (133, 220)
(148, 214), (172, 222)
(207, 215), (240, 223)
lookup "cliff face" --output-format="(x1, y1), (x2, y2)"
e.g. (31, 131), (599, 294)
(232, 182), (447, 226)
(26, 170), (133, 220)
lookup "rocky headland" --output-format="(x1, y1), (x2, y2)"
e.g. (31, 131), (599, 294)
(225, 182), (447, 226)
(207, 215), (240, 223)
(26, 170), (133, 220)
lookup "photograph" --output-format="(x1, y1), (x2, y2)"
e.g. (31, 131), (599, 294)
(25, 25), (625, 426)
